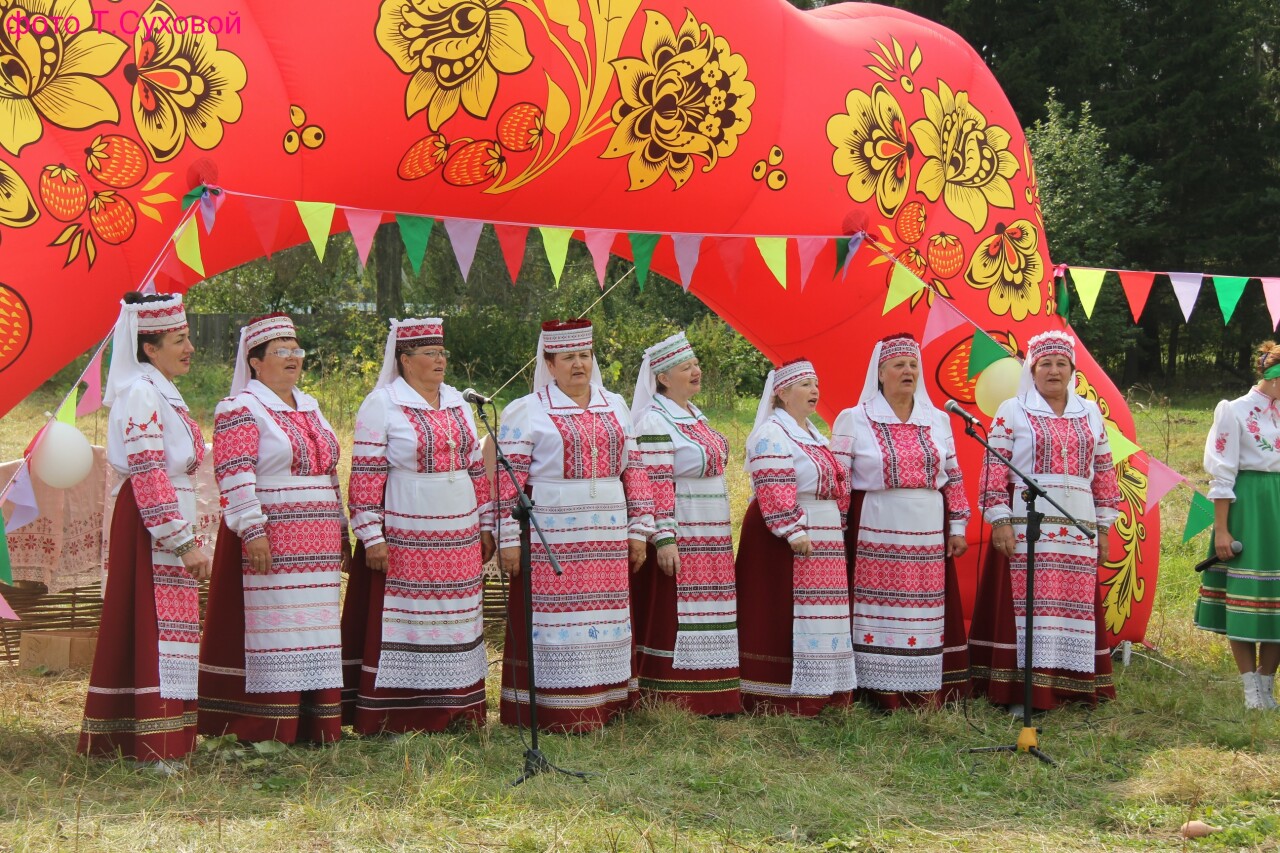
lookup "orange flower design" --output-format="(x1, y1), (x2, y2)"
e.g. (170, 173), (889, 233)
(965, 219), (1043, 321)
(827, 82), (913, 217)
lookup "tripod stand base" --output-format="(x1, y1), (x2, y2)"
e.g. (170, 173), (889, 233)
(966, 726), (1057, 766)
(512, 748), (591, 787)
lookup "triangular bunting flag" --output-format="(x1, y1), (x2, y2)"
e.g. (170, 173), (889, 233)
(173, 219), (204, 276)
(180, 185), (205, 211)
(242, 195), (285, 258)
(56, 388), (77, 426)
(396, 215), (434, 274)
(1145, 457), (1186, 511)
(295, 201), (336, 261)
(1070, 267), (1107, 319)
(717, 237), (749, 288)
(629, 233), (661, 291)
(796, 237), (826, 292)
(967, 331), (1009, 379)
(198, 188), (225, 234)
(1105, 423), (1140, 464)
(1213, 276), (1249, 325)
(840, 234), (865, 279)
(583, 230), (616, 289)
(495, 225), (530, 285)
(0, 522), (11, 585)
(1054, 272), (1070, 319)
(1169, 272), (1203, 322)
(921, 299), (967, 348)
(1116, 270), (1155, 323)
(671, 234), (703, 291)
(444, 218), (485, 282)
(1262, 278), (1280, 331)
(343, 208), (382, 269)
(884, 263), (926, 314)
(539, 227), (573, 286)
(834, 237), (851, 274)
(3, 465), (38, 534)
(76, 347), (104, 417)
(0, 590), (16, 621)
(755, 236), (789, 289)
(1182, 491), (1215, 543)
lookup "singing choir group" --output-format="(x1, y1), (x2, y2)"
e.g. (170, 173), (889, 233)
(76, 292), (1280, 772)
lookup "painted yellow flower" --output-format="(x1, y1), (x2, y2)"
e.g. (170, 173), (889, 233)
(602, 9), (754, 191)
(0, 156), (38, 227)
(0, 0), (127, 155)
(826, 83), (913, 217)
(377, 0), (533, 131)
(965, 219), (1043, 321)
(911, 81), (1018, 233)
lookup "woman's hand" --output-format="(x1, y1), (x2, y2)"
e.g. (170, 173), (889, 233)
(480, 531), (496, 565)
(500, 546), (521, 576)
(366, 542), (389, 573)
(340, 541), (352, 575)
(991, 525), (1016, 560)
(946, 535), (968, 558)
(1214, 528), (1238, 562)
(656, 543), (680, 577)
(790, 534), (813, 557)
(181, 547), (212, 582)
(629, 539), (647, 573)
(245, 536), (273, 574)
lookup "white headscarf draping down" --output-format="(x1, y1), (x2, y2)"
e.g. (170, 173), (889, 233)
(531, 328), (603, 391)
(228, 325), (252, 398)
(104, 294), (186, 407)
(630, 349), (656, 429)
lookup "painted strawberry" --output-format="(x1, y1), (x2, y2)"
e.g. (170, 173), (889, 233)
(39, 165), (88, 221)
(84, 135), (147, 189)
(88, 191), (137, 245)
(398, 133), (449, 180)
(894, 246), (928, 280)
(443, 140), (505, 187)
(927, 232), (964, 278)
(497, 103), (544, 152)
(937, 330), (1018, 404)
(895, 200), (926, 244)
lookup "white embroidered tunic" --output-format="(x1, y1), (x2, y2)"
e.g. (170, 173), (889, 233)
(1204, 388), (1280, 501)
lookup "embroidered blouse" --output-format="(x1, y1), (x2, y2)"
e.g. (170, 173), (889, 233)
(1204, 388), (1280, 501)
(745, 409), (851, 542)
(634, 394), (731, 547)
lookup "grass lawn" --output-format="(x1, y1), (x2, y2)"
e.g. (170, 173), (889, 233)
(0, 369), (1277, 851)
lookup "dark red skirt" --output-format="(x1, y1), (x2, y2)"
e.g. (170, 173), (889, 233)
(196, 519), (342, 744)
(79, 480), (197, 761)
(844, 491), (971, 711)
(967, 545), (1115, 710)
(735, 501), (852, 717)
(631, 544), (741, 715)
(340, 543), (486, 734)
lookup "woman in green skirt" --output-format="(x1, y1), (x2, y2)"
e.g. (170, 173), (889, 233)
(1200, 340), (1280, 710)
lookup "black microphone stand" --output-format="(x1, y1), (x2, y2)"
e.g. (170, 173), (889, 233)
(955, 417), (1096, 766)
(473, 401), (589, 786)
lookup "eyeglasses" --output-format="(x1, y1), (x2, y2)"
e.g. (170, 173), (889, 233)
(266, 347), (306, 359)
(408, 349), (450, 359)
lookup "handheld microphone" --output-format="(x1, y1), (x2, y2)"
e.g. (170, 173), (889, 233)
(944, 399), (982, 427)
(462, 388), (495, 407)
(1194, 540), (1243, 572)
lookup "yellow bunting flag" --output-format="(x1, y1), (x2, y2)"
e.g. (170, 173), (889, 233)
(55, 388), (77, 426)
(173, 218), (204, 276)
(295, 201), (336, 261)
(539, 227), (573, 286)
(755, 237), (788, 289)
(1071, 267), (1107, 319)
(1105, 423), (1141, 464)
(883, 263), (925, 314)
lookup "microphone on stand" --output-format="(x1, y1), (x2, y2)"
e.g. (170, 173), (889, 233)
(1194, 540), (1243, 572)
(944, 399), (982, 427)
(462, 388), (495, 407)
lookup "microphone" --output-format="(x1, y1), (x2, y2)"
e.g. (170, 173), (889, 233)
(944, 399), (982, 427)
(1194, 540), (1243, 572)
(462, 388), (494, 407)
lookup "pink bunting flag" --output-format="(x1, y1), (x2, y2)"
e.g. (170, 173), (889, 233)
(1169, 272), (1203, 322)
(241, 195), (285, 258)
(0, 591), (17, 621)
(1144, 456), (1186, 511)
(494, 225), (529, 284)
(840, 233), (866, 280)
(717, 237), (749, 289)
(343, 208), (383, 269)
(2, 465), (39, 534)
(672, 234), (703, 291)
(75, 347), (104, 417)
(444, 218), (485, 282)
(584, 230), (617, 289)
(796, 237), (826, 292)
(921, 298), (967, 348)
(1262, 278), (1280, 331)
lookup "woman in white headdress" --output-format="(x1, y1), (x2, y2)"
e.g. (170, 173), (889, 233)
(198, 313), (349, 744)
(629, 332), (740, 715)
(339, 318), (495, 734)
(736, 358), (855, 716)
(495, 319), (655, 733)
(831, 333), (971, 711)
(79, 292), (211, 772)
(969, 330), (1121, 712)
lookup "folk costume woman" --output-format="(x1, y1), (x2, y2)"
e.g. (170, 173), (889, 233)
(630, 332), (740, 715)
(341, 318), (496, 734)
(496, 319), (656, 733)
(198, 314), (348, 744)
(1198, 340), (1280, 710)
(969, 331), (1121, 712)
(79, 293), (211, 772)
(831, 333), (971, 710)
(736, 359), (856, 716)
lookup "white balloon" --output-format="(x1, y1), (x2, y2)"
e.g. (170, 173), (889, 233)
(975, 358), (1022, 417)
(31, 421), (95, 490)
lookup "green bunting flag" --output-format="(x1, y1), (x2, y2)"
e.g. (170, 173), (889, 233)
(628, 233), (661, 291)
(1070, 268), (1107, 319)
(834, 237), (851, 274)
(1055, 272), (1071, 320)
(967, 331), (1009, 380)
(396, 215), (434, 274)
(1182, 491), (1216, 543)
(0, 524), (10, 586)
(1213, 276), (1249, 325)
